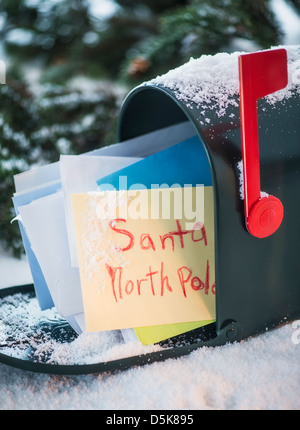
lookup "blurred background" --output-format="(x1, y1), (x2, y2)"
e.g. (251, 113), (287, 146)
(0, 0), (300, 257)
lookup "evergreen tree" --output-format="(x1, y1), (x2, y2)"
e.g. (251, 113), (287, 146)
(0, 0), (299, 255)
(0, 78), (121, 256)
(123, 0), (285, 82)
(2, 0), (293, 84)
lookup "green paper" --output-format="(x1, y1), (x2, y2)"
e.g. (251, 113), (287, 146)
(134, 320), (215, 345)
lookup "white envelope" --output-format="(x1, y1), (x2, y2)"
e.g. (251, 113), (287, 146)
(18, 191), (83, 318)
(14, 162), (61, 195)
(60, 155), (142, 267)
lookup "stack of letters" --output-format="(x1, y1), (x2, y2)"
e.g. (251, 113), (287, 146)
(13, 121), (216, 345)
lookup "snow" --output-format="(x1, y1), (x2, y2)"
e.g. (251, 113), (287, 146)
(0, 248), (33, 289)
(87, 0), (119, 20)
(5, 28), (35, 47)
(150, 45), (300, 117)
(0, 248), (299, 410)
(271, 0), (300, 45)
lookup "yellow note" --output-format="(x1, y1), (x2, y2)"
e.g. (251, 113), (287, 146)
(71, 186), (215, 333)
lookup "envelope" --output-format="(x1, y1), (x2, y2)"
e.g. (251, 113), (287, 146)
(73, 135), (215, 344)
(12, 181), (61, 309)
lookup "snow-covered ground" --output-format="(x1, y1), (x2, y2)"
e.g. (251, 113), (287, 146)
(0, 248), (33, 289)
(0, 247), (299, 410)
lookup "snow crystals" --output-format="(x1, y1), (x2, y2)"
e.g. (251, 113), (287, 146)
(150, 45), (300, 117)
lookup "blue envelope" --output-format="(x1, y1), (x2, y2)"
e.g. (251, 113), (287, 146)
(96, 135), (212, 190)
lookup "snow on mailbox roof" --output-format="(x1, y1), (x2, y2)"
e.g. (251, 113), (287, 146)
(149, 45), (300, 117)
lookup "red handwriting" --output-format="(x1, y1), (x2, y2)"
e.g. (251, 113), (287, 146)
(106, 219), (214, 303)
(105, 261), (215, 303)
(109, 219), (207, 252)
(177, 260), (211, 298)
(109, 219), (134, 251)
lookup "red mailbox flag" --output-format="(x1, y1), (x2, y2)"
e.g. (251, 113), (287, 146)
(239, 48), (288, 238)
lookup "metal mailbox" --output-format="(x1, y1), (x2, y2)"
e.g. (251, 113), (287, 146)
(118, 46), (300, 347)
(1, 46), (300, 375)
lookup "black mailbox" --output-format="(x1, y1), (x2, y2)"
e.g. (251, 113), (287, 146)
(1, 46), (300, 375)
(118, 46), (300, 347)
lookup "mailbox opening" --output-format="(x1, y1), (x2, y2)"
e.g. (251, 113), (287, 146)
(118, 85), (222, 347)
